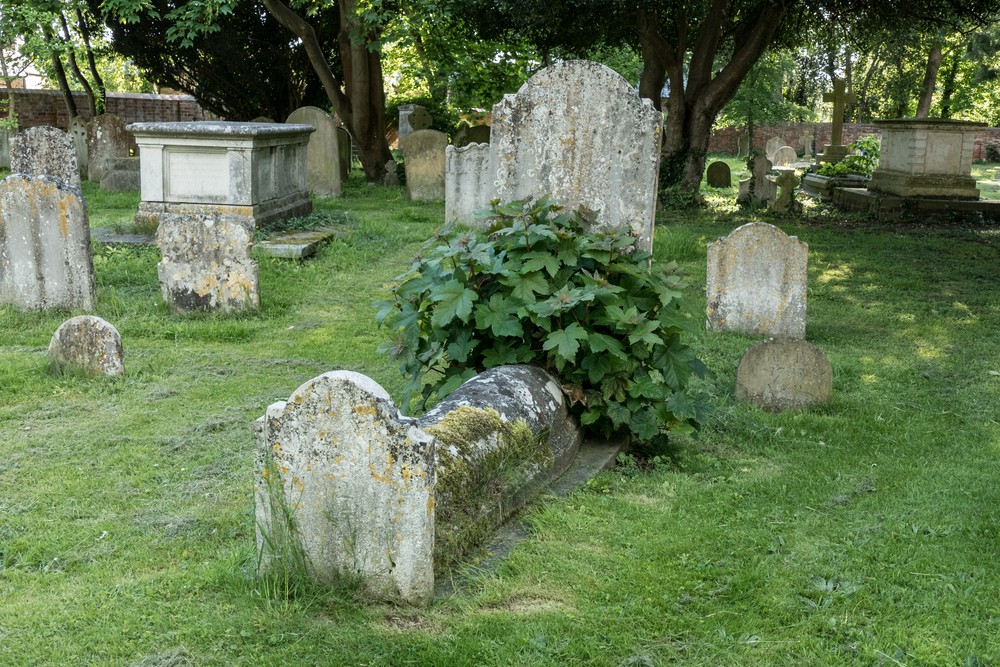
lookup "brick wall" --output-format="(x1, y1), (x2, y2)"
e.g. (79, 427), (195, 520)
(710, 121), (1000, 161)
(0, 89), (217, 131)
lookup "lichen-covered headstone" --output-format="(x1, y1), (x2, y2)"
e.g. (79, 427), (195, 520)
(400, 129), (448, 201)
(765, 136), (782, 161)
(492, 60), (662, 252)
(706, 161), (732, 188)
(445, 142), (493, 224)
(772, 145), (797, 167)
(68, 116), (89, 179)
(0, 174), (95, 311)
(48, 315), (124, 377)
(87, 113), (131, 183)
(10, 125), (81, 189)
(706, 222), (807, 339)
(156, 213), (258, 313)
(286, 106), (341, 197)
(736, 339), (832, 411)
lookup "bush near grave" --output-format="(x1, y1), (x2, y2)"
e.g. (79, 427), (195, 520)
(375, 198), (710, 449)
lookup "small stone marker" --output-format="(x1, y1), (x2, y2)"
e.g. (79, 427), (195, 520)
(257, 226), (344, 259)
(770, 167), (800, 212)
(400, 129), (448, 201)
(706, 161), (732, 188)
(398, 104), (432, 144)
(286, 106), (342, 197)
(156, 213), (259, 313)
(765, 136), (782, 161)
(445, 142), (493, 224)
(87, 113), (132, 183)
(383, 159), (401, 186)
(736, 339), (832, 411)
(68, 116), (89, 179)
(772, 145), (797, 167)
(706, 222), (807, 339)
(0, 174), (95, 311)
(10, 125), (81, 189)
(48, 315), (124, 377)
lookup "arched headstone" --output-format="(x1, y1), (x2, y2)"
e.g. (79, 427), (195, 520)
(772, 145), (797, 166)
(285, 106), (341, 197)
(706, 161), (732, 188)
(48, 315), (124, 377)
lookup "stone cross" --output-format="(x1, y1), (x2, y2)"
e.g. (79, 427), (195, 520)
(823, 79), (855, 146)
(770, 167), (799, 212)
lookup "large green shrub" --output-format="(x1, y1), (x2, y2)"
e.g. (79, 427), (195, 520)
(816, 134), (880, 177)
(375, 198), (709, 447)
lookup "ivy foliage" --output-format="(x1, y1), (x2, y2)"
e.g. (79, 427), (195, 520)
(375, 198), (710, 447)
(816, 134), (881, 177)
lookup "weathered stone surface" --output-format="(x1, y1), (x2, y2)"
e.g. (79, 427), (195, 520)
(706, 161), (732, 188)
(0, 128), (10, 169)
(257, 226), (343, 259)
(383, 159), (401, 186)
(765, 136), (782, 161)
(737, 133), (749, 158)
(868, 119), (983, 199)
(401, 129), (448, 201)
(48, 315), (124, 377)
(10, 125), (81, 189)
(398, 104), (432, 144)
(736, 339), (832, 411)
(0, 174), (95, 311)
(286, 106), (342, 198)
(337, 127), (352, 180)
(445, 142), (493, 224)
(68, 116), (88, 179)
(254, 364), (581, 605)
(770, 167), (799, 212)
(706, 222), (807, 339)
(100, 157), (140, 192)
(491, 60), (662, 252)
(156, 213), (258, 313)
(87, 113), (131, 183)
(453, 125), (491, 148)
(736, 155), (776, 206)
(772, 145), (797, 167)
(819, 80), (854, 162)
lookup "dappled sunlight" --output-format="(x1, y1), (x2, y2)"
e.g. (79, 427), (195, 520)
(898, 313), (916, 323)
(914, 342), (945, 360)
(817, 264), (853, 284)
(860, 373), (880, 386)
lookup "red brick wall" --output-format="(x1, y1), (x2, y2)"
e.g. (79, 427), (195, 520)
(0, 89), (217, 131)
(710, 122), (1000, 161)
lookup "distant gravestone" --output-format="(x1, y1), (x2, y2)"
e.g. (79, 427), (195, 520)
(706, 161), (732, 188)
(87, 113), (131, 183)
(286, 106), (341, 197)
(772, 145), (797, 167)
(0, 128), (9, 169)
(250, 116), (275, 123)
(445, 142), (493, 224)
(48, 315), (124, 377)
(0, 174), (95, 311)
(737, 155), (776, 206)
(736, 339), (832, 411)
(765, 136), (782, 161)
(453, 125), (491, 148)
(770, 168), (799, 212)
(383, 159), (400, 186)
(10, 125), (81, 189)
(706, 222), (807, 339)
(492, 60), (662, 252)
(400, 129), (447, 201)
(398, 104), (432, 144)
(68, 116), (89, 179)
(799, 132), (813, 160)
(336, 127), (352, 180)
(156, 213), (258, 313)
(100, 157), (140, 192)
(737, 132), (749, 158)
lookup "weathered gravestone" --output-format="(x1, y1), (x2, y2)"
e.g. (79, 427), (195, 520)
(336, 127), (352, 180)
(736, 339), (832, 411)
(770, 168), (800, 213)
(492, 60), (662, 252)
(799, 131), (813, 160)
(10, 125), (81, 189)
(706, 161), (732, 188)
(286, 106), (342, 198)
(453, 125), (491, 148)
(400, 129), (448, 201)
(398, 104), (432, 144)
(706, 222), (807, 339)
(765, 136), (782, 161)
(737, 155), (777, 206)
(156, 213), (258, 313)
(48, 315), (124, 377)
(0, 174), (95, 311)
(254, 364), (581, 605)
(0, 128), (9, 170)
(101, 157), (140, 192)
(87, 113), (132, 183)
(68, 116), (89, 179)
(445, 142), (493, 224)
(772, 145), (797, 167)
(737, 132), (750, 158)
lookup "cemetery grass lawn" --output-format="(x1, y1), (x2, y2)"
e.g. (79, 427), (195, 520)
(1, 175), (999, 665)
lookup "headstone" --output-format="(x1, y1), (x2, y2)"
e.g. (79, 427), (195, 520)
(492, 60), (662, 252)
(48, 315), (124, 377)
(0, 128), (9, 170)
(254, 365), (580, 606)
(398, 104), (432, 144)
(0, 174), (95, 311)
(68, 116), (89, 179)
(10, 125), (81, 189)
(818, 80), (855, 163)
(445, 142), (493, 224)
(765, 136), (782, 161)
(336, 127), (352, 180)
(706, 161), (732, 188)
(770, 167), (799, 212)
(453, 125), (491, 148)
(400, 129), (447, 201)
(706, 222), (807, 339)
(772, 145), (797, 167)
(156, 213), (259, 313)
(868, 119), (982, 199)
(250, 116), (275, 123)
(383, 159), (401, 186)
(87, 113), (132, 183)
(799, 131), (813, 160)
(737, 154), (776, 206)
(736, 339), (832, 411)
(737, 132), (749, 158)
(100, 157), (140, 191)
(285, 106), (341, 198)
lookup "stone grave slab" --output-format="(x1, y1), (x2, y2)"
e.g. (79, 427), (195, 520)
(68, 116), (88, 179)
(445, 142), (493, 224)
(736, 339), (832, 411)
(10, 125), (81, 189)
(257, 226), (345, 259)
(401, 129), (448, 201)
(868, 119), (983, 199)
(48, 315), (124, 377)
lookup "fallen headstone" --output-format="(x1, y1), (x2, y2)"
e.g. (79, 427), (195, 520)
(736, 339), (832, 411)
(48, 315), (124, 377)
(257, 226), (344, 259)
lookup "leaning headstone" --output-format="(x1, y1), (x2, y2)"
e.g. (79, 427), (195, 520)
(156, 213), (258, 313)
(706, 161), (732, 188)
(254, 365), (580, 606)
(286, 106), (341, 197)
(765, 136), (782, 161)
(0, 174), (95, 311)
(492, 60), (662, 252)
(48, 315), (124, 377)
(770, 168), (799, 212)
(87, 113), (131, 183)
(736, 339), (832, 411)
(772, 145), (797, 167)
(445, 142), (493, 224)
(400, 129), (448, 201)
(336, 127), (352, 180)
(706, 222), (807, 339)
(10, 125), (81, 189)
(453, 125), (491, 148)
(398, 104), (432, 144)
(68, 116), (89, 179)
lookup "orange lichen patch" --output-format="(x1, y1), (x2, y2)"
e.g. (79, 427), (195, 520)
(401, 465), (412, 482)
(58, 198), (70, 237)
(353, 405), (376, 418)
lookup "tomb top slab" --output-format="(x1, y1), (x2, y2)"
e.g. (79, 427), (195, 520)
(128, 121), (315, 139)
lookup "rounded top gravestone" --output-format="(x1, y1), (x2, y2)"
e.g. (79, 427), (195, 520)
(706, 161), (732, 188)
(286, 105), (342, 198)
(772, 145), (797, 167)
(48, 315), (124, 377)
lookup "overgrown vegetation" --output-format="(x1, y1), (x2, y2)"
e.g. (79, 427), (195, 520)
(814, 134), (881, 177)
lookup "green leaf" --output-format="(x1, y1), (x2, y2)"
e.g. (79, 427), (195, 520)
(667, 391), (697, 420)
(606, 402), (631, 428)
(629, 406), (661, 441)
(446, 330), (479, 364)
(628, 319), (663, 347)
(500, 270), (550, 303)
(474, 294), (524, 337)
(542, 322), (588, 361)
(521, 250), (562, 277)
(430, 279), (478, 327)
(588, 333), (627, 359)
(581, 353), (615, 384)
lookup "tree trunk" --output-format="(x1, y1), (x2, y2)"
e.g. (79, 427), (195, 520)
(76, 7), (106, 114)
(916, 39), (943, 117)
(59, 12), (96, 117)
(42, 24), (79, 119)
(939, 48), (961, 119)
(855, 45), (883, 122)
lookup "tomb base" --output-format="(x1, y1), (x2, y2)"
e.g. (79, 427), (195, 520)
(134, 194), (313, 232)
(866, 170), (980, 199)
(832, 187), (1000, 221)
(817, 144), (850, 163)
